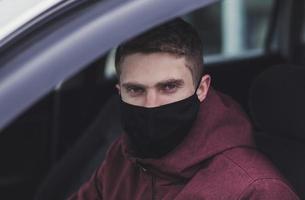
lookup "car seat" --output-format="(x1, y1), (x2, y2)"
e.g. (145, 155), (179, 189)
(249, 64), (305, 198)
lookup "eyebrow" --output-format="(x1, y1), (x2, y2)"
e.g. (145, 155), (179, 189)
(122, 79), (184, 89)
(155, 79), (184, 88)
(121, 82), (146, 89)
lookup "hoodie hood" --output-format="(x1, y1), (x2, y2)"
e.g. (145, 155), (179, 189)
(121, 88), (255, 180)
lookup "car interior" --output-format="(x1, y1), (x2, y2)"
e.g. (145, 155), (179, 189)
(0, 0), (304, 199)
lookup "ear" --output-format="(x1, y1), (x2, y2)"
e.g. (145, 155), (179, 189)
(196, 74), (211, 102)
(116, 83), (121, 95)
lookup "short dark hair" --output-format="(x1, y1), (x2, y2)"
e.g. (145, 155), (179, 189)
(115, 18), (204, 85)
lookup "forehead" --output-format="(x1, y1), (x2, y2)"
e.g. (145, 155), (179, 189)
(119, 52), (193, 85)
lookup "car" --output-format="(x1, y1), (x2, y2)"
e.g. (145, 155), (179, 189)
(0, 0), (304, 199)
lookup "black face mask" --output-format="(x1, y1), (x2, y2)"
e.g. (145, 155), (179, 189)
(120, 93), (200, 159)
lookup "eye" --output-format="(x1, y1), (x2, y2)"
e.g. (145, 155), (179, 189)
(126, 86), (145, 96)
(160, 83), (178, 93)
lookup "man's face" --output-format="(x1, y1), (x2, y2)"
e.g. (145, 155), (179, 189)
(117, 52), (198, 108)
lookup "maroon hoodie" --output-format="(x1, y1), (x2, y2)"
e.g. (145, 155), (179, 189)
(69, 89), (299, 199)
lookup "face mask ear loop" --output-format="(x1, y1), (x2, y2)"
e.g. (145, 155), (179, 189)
(194, 73), (203, 95)
(193, 68), (207, 97)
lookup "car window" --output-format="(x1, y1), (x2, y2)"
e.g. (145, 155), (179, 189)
(186, 0), (274, 62)
(104, 0), (274, 79)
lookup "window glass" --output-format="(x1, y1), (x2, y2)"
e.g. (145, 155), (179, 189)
(104, 0), (274, 78)
(184, 0), (274, 61)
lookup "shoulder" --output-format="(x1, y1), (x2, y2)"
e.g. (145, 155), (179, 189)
(220, 147), (299, 199)
(184, 147), (299, 199)
(238, 178), (299, 199)
(220, 147), (285, 181)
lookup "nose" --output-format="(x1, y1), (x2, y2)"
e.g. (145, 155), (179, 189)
(143, 91), (158, 108)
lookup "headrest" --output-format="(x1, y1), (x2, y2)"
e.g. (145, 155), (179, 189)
(249, 65), (305, 140)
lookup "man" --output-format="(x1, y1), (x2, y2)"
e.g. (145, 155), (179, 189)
(69, 19), (299, 199)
